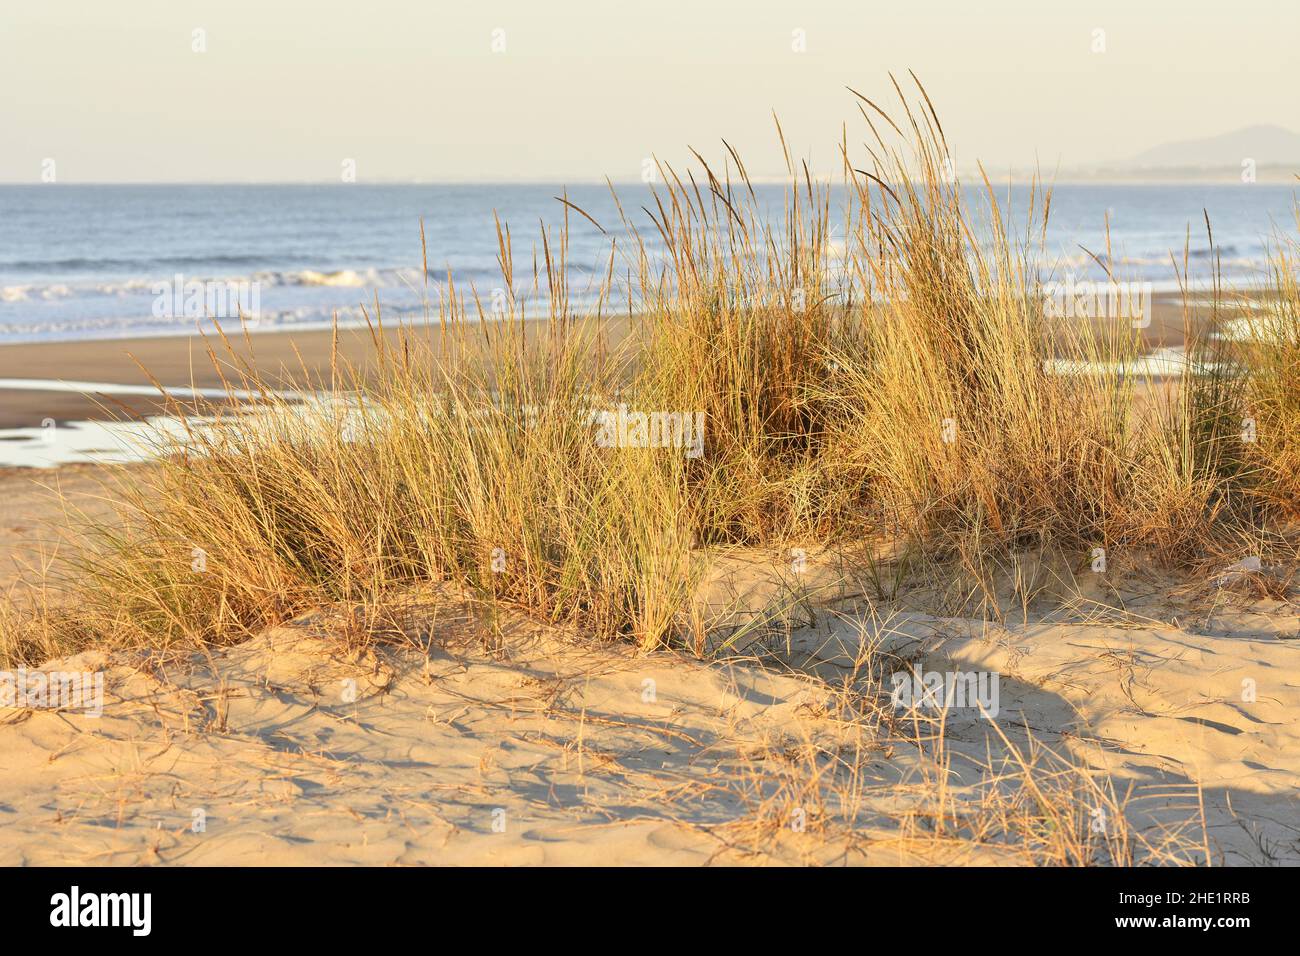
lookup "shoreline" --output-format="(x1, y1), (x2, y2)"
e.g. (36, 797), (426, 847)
(0, 293), (1232, 431)
(0, 316), (637, 430)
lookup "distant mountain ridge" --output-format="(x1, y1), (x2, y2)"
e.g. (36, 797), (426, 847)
(1129, 124), (1300, 169)
(983, 124), (1300, 183)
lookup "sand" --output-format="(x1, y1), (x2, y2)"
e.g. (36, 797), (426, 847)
(0, 466), (1296, 866)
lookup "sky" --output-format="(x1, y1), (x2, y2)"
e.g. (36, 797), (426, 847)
(1, 0), (1296, 183)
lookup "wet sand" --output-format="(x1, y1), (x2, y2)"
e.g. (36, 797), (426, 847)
(0, 316), (634, 429)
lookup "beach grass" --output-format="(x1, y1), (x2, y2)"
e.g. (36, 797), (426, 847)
(2, 77), (1298, 665)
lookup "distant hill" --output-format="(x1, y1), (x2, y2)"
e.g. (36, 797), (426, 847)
(1129, 124), (1300, 170)
(986, 125), (1300, 183)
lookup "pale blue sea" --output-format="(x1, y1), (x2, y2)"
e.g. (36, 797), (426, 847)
(0, 183), (1295, 344)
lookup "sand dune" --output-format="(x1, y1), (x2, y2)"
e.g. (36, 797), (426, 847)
(1, 481), (1296, 865)
(2, 470), (1300, 868)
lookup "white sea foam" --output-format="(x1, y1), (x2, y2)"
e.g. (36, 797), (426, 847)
(1216, 313), (1297, 344)
(1045, 346), (1220, 378)
(0, 377), (308, 402)
(286, 269), (368, 287)
(0, 416), (196, 468)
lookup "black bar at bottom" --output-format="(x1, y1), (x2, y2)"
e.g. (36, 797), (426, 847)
(0, 865), (1280, 942)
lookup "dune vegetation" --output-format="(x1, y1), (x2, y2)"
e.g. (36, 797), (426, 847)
(2, 77), (1297, 666)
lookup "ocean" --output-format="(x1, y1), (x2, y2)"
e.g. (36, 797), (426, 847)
(0, 182), (1295, 344)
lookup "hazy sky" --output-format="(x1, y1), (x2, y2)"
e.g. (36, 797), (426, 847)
(2, 0), (1296, 182)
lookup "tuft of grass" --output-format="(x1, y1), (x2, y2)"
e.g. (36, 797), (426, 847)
(43, 313), (706, 654)
(817, 80), (1250, 584)
(1238, 213), (1300, 513)
(624, 146), (853, 545)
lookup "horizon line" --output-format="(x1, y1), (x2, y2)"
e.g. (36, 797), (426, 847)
(2, 172), (1296, 188)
